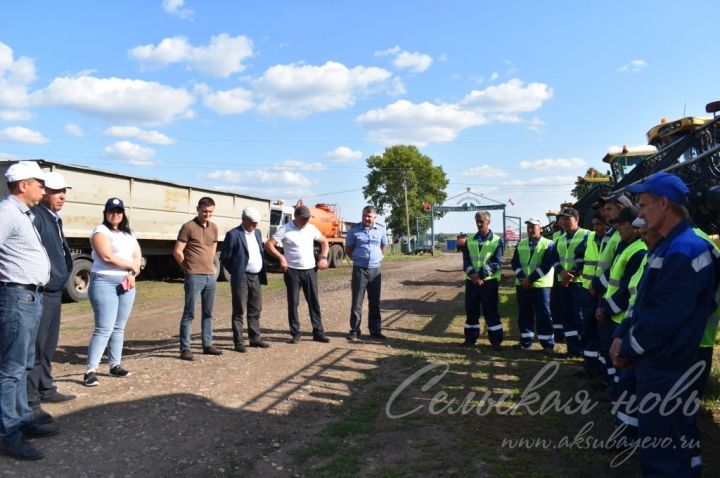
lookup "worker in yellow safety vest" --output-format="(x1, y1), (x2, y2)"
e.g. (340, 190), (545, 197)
(510, 218), (557, 354)
(461, 210), (505, 350)
(553, 207), (590, 357)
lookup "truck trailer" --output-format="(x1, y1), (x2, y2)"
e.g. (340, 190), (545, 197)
(0, 160), (271, 302)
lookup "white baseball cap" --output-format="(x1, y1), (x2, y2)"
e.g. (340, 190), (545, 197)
(631, 217), (648, 228)
(242, 206), (262, 222)
(525, 218), (542, 226)
(44, 172), (72, 190)
(4, 161), (46, 182)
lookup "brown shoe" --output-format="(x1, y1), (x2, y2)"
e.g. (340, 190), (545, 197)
(203, 346), (223, 356)
(180, 350), (194, 361)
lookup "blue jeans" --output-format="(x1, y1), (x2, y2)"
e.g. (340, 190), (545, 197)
(180, 273), (216, 350)
(86, 273), (136, 371)
(0, 287), (43, 444)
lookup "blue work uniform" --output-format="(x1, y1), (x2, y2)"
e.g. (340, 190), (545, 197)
(554, 228), (589, 357)
(615, 221), (719, 477)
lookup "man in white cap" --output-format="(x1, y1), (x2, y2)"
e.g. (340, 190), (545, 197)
(0, 161), (59, 461)
(27, 172), (76, 427)
(510, 218), (557, 353)
(220, 207), (270, 351)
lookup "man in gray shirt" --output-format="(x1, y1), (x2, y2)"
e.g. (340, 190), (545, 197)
(0, 161), (59, 461)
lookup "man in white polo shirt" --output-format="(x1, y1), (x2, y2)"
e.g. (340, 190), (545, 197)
(265, 204), (331, 343)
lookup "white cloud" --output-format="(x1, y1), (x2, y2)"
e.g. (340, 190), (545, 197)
(129, 34), (253, 78)
(0, 151), (20, 160)
(527, 117), (545, 131)
(103, 140), (156, 165)
(461, 165), (509, 177)
(374, 45), (432, 73)
(162, 0), (193, 19)
(202, 87), (254, 115)
(374, 46), (401, 57)
(324, 146), (363, 163)
(357, 100), (482, 145)
(253, 61), (394, 118)
(104, 126), (175, 145)
(272, 160), (326, 172)
(502, 176), (577, 186)
(0, 126), (47, 144)
(357, 78), (552, 145)
(0, 110), (32, 121)
(206, 168), (312, 189)
(459, 78), (553, 113)
(393, 51), (433, 73)
(519, 158), (587, 171)
(0, 42), (37, 110)
(617, 59), (647, 73)
(490, 72), (500, 81)
(35, 75), (194, 125)
(65, 123), (84, 137)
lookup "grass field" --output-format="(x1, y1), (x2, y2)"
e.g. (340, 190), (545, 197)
(290, 281), (720, 477)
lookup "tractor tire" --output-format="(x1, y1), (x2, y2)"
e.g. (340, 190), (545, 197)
(329, 244), (344, 268)
(64, 258), (92, 302)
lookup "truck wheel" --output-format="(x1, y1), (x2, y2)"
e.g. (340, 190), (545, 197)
(329, 244), (344, 268)
(64, 258), (92, 302)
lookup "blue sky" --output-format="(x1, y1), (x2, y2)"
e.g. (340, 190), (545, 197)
(1, 1), (718, 234)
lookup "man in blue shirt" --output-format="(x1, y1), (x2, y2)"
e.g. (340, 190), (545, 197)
(611, 172), (719, 477)
(345, 206), (388, 341)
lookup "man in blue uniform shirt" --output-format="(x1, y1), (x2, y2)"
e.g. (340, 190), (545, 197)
(345, 206), (388, 341)
(611, 172), (719, 477)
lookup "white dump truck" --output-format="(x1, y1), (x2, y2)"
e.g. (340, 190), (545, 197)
(0, 160), (271, 301)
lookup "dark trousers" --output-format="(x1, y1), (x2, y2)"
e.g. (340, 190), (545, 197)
(284, 268), (324, 337)
(636, 364), (701, 477)
(580, 288), (600, 372)
(464, 279), (502, 345)
(695, 347), (714, 398)
(231, 273), (263, 344)
(27, 289), (62, 408)
(516, 286), (554, 348)
(349, 266), (382, 335)
(550, 282), (564, 341)
(598, 319), (618, 388)
(559, 283), (584, 356)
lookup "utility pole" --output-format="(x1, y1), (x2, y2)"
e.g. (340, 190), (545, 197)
(403, 179), (410, 240)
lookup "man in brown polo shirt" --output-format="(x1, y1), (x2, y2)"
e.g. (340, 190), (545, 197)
(174, 197), (222, 360)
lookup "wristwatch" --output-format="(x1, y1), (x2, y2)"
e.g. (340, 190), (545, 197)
(319, 256), (328, 260)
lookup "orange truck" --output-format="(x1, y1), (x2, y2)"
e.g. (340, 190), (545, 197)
(269, 200), (347, 268)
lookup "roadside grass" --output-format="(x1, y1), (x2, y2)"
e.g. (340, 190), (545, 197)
(290, 280), (720, 477)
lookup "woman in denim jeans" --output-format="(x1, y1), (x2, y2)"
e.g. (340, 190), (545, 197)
(83, 198), (142, 387)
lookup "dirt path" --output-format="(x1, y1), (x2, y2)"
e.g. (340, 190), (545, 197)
(4, 254), (460, 477)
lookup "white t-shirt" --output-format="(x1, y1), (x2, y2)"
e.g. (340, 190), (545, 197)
(90, 224), (139, 276)
(243, 226), (263, 273)
(272, 221), (322, 270)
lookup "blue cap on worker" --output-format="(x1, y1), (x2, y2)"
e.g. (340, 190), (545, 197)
(626, 172), (689, 204)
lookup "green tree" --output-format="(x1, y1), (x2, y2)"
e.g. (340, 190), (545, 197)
(570, 167), (611, 199)
(363, 145), (448, 236)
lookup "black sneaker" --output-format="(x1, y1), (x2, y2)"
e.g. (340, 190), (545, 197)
(202, 346), (223, 355)
(234, 342), (247, 353)
(313, 334), (330, 343)
(249, 340), (270, 348)
(369, 332), (387, 340)
(0, 437), (43, 460)
(83, 371), (99, 387)
(109, 365), (130, 377)
(41, 391), (76, 404)
(31, 407), (54, 425)
(346, 332), (359, 342)
(289, 335), (301, 344)
(180, 350), (195, 361)
(21, 423), (60, 439)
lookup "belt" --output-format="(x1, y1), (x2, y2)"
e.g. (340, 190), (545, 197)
(0, 282), (45, 293)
